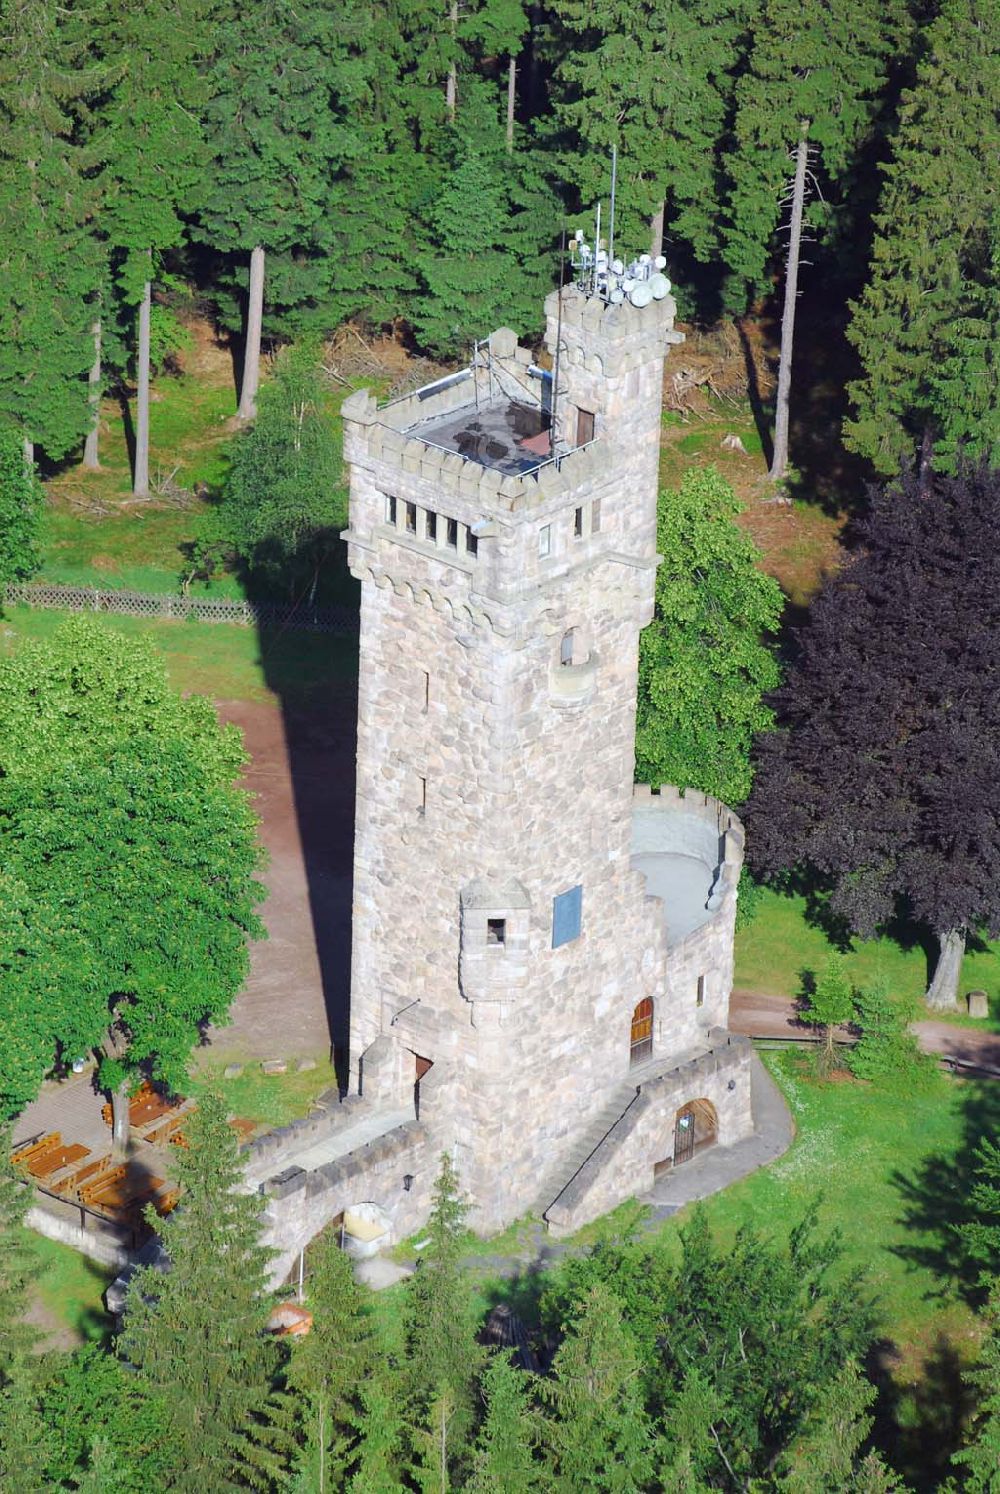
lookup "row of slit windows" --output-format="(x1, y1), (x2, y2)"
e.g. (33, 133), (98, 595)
(386, 495), (478, 557)
(538, 499), (601, 558)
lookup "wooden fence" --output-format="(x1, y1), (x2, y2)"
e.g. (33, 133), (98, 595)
(3, 582), (359, 635)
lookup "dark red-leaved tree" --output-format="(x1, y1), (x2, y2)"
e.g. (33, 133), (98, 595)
(746, 461), (1000, 1010)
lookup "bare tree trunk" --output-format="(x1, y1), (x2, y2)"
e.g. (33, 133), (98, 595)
(83, 315), (102, 468)
(22, 436), (33, 468)
(506, 56), (516, 152)
(769, 124), (809, 484)
(446, 0), (458, 121)
(110, 1082), (131, 1156)
(133, 274), (151, 498)
(650, 200), (665, 259)
(237, 245), (266, 421)
(926, 928), (965, 1011)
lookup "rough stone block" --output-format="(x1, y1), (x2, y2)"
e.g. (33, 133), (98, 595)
(968, 990), (990, 1019)
(262, 1059), (288, 1076)
(222, 1063), (244, 1080)
(296, 1057), (318, 1073)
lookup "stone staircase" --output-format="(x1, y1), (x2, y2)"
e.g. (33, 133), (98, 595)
(534, 1079), (642, 1222)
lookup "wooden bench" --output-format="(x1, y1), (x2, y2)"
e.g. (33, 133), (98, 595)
(12, 1132), (61, 1168)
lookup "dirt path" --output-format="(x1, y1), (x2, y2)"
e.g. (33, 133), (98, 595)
(730, 989), (1000, 1075)
(209, 692), (357, 1065)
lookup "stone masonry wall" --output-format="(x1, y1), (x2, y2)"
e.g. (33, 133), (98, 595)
(544, 1031), (753, 1236)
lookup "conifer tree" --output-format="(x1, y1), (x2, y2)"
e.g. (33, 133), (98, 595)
(952, 1281), (1000, 1492)
(801, 955), (854, 1076)
(467, 1351), (546, 1493)
(404, 1154), (484, 1481)
(411, 80), (558, 356)
(0, 426), (42, 586)
(777, 1361), (904, 1492)
(119, 1093), (282, 1490)
(0, 1361), (53, 1494)
(725, 0), (907, 478)
(0, 0), (103, 462)
(348, 1364), (410, 1493)
(0, 1125), (38, 1375)
(540, 1283), (656, 1491)
(845, 0), (1000, 476)
(550, 0), (748, 272)
(91, 0), (210, 496)
(196, 0), (371, 419)
(283, 1232), (377, 1491)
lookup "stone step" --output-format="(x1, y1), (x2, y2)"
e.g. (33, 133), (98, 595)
(533, 1083), (640, 1219)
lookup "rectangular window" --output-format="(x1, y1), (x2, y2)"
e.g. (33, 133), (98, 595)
(405, 501), (417, 534)
(591, 499), (601, 533)
(552, 884), (583, 948)
(574, 506), (583, 538)
(386, 495), (397, 525)
(697, 975), (706, 1007)
(487, 918), (506, 946)
(576, 408), (595, 445)
(422, 671), (430, 712)
(417, 775), (427, 815)
(426, 510), (437, 541)
(560, 629), (575, 667)
(539, 524), (551, 558)
(446, 517), (458, 549)
(466, 529), (478, 557)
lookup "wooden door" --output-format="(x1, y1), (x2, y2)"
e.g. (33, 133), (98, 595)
(630, 998), (653, 1066)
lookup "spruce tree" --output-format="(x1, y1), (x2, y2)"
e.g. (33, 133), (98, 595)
(845, 0), (1000, 475)
(725, 0), (907, 478)
(283, 1233), (377, 1491)
(196, 0), (371, 419)
(550, 0), (749, 273)
(90, 0), (210, 496)
(0, 1360), (53, 1494)
(404, 1154), (484, 1481)
(540, 1283), (656, 1492)
(119, 1093), (282, 1491)
(952, 1281), (1000, 1492)
(0, 426), (42, 586)
(0, 0), (103, 462)
(801, 955), (854, 1076)
(348, 1364), (410, 1493)
(467, 1351), (546, 1493)
(0, 1125), (38, 1375)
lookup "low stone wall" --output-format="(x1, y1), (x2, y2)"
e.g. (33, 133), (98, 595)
(242, 1092), (368, 1188)
(544, 1031), (753, 1236)
(26, 1201), (134, 1272)
(259, 1119), (434, 1284)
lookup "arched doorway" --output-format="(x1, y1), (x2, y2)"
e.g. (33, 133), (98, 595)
(629, 997), (654, 1066)
(673, 1099), (718, 1166)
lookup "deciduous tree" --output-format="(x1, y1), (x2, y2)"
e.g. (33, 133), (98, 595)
(0, 619), (264, 1135)
(746, 463), (1000, 1009)
(801, 955), (854, 1076)
(636, 467), (782, 805)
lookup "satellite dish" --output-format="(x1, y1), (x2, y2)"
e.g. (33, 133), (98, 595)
(622, 277), (635, 292)
(649, 273), (671, 300)
(654, 255), (667, 270)
(609, 287), (625, 304)
(611, 258), (624, 274)
(638, 253), (651, 266)
(628, 282), (653, 308)
(574, 228), (584, 242)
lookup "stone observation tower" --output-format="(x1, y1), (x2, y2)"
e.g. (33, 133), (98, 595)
(339, 266), (754, 1236)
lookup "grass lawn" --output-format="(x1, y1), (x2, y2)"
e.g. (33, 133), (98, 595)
(736, 887), (1000, 1026)
(0, 605), (358, 703)
(187, 1056), (339, 1129)
(29, 1235), (115, 1347)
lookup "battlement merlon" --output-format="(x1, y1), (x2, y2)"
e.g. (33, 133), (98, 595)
(340, 291), (683, 620)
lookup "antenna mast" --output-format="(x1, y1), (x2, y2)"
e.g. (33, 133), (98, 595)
(552, 223), (566, 455)
(608, 145), (617, 270)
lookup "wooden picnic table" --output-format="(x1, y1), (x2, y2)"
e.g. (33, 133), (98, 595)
(28, 1143), (90, 1179)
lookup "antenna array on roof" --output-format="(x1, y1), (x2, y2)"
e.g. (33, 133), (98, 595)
(569, 149), (672, 309)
